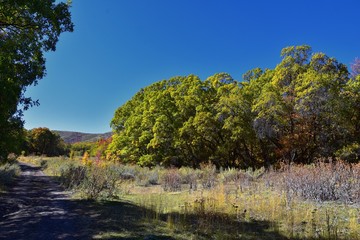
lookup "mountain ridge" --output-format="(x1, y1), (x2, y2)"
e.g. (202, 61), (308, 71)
(54, 130), (112, 144)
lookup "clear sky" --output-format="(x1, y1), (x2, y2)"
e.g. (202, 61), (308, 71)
(23, 0), (360, 133)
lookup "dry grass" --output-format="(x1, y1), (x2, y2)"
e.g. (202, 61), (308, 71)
(0, 162), (20, 190)
(17, 156), (360, 239)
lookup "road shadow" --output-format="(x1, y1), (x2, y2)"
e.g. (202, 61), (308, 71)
(0, 163), (291, 239)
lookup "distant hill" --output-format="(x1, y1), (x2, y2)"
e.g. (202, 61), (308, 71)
(54, 131), (113, 144)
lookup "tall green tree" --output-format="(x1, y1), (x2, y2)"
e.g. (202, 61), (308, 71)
(27, 127), (68, 156)
(252, 46), (350, 163)
(109, 45), (357, 168)
(0, 0), (73, 161)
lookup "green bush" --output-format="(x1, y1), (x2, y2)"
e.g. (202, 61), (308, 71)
(0, 163), (20, 189)
(80, 165), (121, 199)
(60, 163), (86, 189)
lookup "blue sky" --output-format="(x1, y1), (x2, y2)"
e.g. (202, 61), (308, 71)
(23, 0), (360, 133)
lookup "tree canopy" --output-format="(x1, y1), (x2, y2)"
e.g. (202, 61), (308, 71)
(108, 46), (360, 168)
(0, 0), (74, 161)
(26, 127), (68, 156)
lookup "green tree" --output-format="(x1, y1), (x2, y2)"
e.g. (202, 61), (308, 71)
(27, 127), (68, 156)
(0, 0), (74, 161)
(70, 141), (97, 158)
(109, 46), (357, 167)
(252, 46), (350, 164)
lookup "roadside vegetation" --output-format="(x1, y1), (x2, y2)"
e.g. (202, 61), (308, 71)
(19, 156), (360, 239)
(0, 164), (20, 189)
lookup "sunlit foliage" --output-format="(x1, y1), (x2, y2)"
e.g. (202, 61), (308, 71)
(0, 0), (73, 161)
(109, 45), (359, 168)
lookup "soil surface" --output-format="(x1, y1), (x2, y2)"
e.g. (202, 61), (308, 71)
(0, 163), (93, 239)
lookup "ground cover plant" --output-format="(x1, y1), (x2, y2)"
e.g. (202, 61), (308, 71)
(0, 154), (21, 191)
(21, 156), (360, 239)
(0, 163), (20, 191)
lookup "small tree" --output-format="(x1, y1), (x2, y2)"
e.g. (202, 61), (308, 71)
(82, 151), (90, 166)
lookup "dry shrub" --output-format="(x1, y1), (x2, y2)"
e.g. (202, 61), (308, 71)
(81, 164), (121, 199)
(161, 168), (182, 192)
(199, 162), (217, 189)
(268, 159), (360, 203)
(60, 163), (86, 189)
(135, 166), (159, 186)
(179, 167), (198, 191)
(117, 165), (137, 181)
(219, 168), (239, 183)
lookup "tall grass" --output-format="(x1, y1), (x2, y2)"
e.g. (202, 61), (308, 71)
(0, 163), (20, 190)
(18, 156), (360, 239)
(127, 160), (360, 239)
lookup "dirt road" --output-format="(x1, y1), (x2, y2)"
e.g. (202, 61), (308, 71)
(0, 163), (92, 239)
(0, 163), (176, 240)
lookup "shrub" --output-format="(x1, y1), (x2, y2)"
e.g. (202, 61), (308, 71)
(80, 165), (121, 199)
(135, 166), (159, 186)
(161, 168), (182, 192)
(117, 165), (137, 180)
(199, 162), (217, 189)
(219, 167), (239, 183)
(179, 167), (198, 190)
(268, 160), (360, 203)
(147, 168), (160, 185)
(60, 163), (86, 189)
(0, 163), (20, 189)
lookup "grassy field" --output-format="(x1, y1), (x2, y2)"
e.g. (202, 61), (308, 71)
(19, 156), (360, 239)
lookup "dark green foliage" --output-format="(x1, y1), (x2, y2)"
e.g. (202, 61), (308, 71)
(0, 0), (73, 161)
